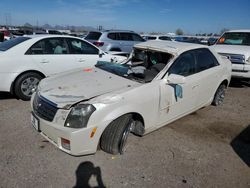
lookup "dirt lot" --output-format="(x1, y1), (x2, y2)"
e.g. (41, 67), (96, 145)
(0, 79), (250, 188)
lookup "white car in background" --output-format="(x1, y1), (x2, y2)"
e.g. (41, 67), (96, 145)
(212, 30), (250, 79)
(142, 35), (172, 41)
(31, 41), (231, 156)
(0, 35), (126, 100)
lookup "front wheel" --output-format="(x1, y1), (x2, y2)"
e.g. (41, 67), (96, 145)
(212, 84), (226, 106)
(14, 72), (42, 101)
(100, 114), (134, 155)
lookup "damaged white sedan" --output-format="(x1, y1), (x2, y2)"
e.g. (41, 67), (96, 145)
(31, 41), (231, 156)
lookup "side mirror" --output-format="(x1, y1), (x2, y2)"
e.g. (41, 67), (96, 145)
(167, 74), (186, 84)
(99, 51), (104, 58)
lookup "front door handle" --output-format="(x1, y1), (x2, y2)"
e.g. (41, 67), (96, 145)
(78, 58), (86, 62)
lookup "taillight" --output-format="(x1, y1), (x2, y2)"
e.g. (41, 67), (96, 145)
(4, 31), (10, 37)
(93, 41), (104, 47)
(61, 138), (70, 150)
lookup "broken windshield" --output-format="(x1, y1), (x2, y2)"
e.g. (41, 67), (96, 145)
(96, 48), (173, 83)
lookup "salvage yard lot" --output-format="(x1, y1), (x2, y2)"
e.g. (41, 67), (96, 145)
(0, 79), (250, 188)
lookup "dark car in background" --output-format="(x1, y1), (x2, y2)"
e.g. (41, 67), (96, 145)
(0, 32), (4, 42)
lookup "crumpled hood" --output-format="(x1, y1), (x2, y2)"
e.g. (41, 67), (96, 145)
(39, 68), (139, 108)
(211, 45), (250, 58)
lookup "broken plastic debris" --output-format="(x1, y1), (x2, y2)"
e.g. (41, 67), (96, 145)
(175, 84), (183, 100)
(83, 68), (93, 72)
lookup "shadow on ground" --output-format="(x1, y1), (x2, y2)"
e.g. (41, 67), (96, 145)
(229, 78), (250, 88)
(73, 161), (106, 188)
(231, 125), (250, 167)
(0, 92), (15, 100)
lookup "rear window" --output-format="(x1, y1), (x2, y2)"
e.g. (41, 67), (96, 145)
(217, 32), (250, 46)
(147, 36), (157, 40)
(159, 36), (171, 41)
(85, 32), (102, 40)
(0, 37), (30, 51)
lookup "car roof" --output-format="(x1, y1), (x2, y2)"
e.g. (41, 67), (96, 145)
(89, 30), (135, 33)
(226, 29), (250, 33)
(134, 40), (206, 55)
(24, 34), (82, 40)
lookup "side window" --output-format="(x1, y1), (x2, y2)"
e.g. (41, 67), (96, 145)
(132, 33), (145, 41)
(27, 40), (45, 54)
(107, 33), (117, 40)
(168, 52), (196, 77)
(195, 48), (219, 72)
(120, 33), (133, 41)
(45, 38), (68, 54)
(67, 38), (99, 54)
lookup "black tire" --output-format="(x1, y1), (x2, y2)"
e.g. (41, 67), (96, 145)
(212, 84), (226, 106)
(100, 114), (133, 154)
(14, 72), (43, 101)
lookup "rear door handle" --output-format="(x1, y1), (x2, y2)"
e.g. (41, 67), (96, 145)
(192, 85), (199, 89)
(40, 59), (49, 64)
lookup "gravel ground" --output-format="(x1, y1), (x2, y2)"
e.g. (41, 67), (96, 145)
(0, 79), (250, 188)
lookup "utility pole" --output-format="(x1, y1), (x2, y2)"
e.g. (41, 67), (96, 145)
(5, 13), (11, 27)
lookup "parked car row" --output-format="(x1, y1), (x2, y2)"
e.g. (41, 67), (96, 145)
(1, 29), (249, 156)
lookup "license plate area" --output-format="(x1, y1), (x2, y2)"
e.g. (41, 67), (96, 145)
(31, 112), (40, 132)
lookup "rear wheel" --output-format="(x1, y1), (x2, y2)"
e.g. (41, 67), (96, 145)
(14, 72), (42, 101)
(212, 84), (226, 106)
(100, 114), (133, 154)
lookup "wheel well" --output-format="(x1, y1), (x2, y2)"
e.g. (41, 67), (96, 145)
(131, 113), (144, 125)
(10, 70), (46, 95)
(129, 112), (145, 136)
(221, 79), (229, 87)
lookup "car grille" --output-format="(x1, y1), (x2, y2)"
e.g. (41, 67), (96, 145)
(33, 93), (58, 122)
(219, 53), (245, 64)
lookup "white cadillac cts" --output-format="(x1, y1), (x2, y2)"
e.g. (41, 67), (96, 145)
(31, 41), (231, 156)
(0, 35), (125, 100)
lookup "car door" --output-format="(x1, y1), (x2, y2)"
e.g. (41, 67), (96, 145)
(157, 51), (200, 126)
(119, 33), (134, 53)
(66, 38), (103, 67)
(27, 37), (77, 76)
(193, 48), (221, 107)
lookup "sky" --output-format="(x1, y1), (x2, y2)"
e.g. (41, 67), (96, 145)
(0, 0), (250, 34)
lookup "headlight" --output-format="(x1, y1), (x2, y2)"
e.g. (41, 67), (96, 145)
(247, 56), (250, 63)
(64, 104), (96, 128)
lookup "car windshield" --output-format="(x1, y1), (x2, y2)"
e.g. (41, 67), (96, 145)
(96, 48), (173, 83)
(216, 32), (250, 46)
(0, 37), (30, 51)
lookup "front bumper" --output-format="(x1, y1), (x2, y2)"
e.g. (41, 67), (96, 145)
(30, 94), (109, 156)
(36, 115), (101, 156)
(231, 64), (250, 78)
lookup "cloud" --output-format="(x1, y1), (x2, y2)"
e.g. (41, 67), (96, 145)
(160, 8), (172, 14)
(52, 0), (129, 23)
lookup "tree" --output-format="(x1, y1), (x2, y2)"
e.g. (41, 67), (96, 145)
(175, 28), (184, 35)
